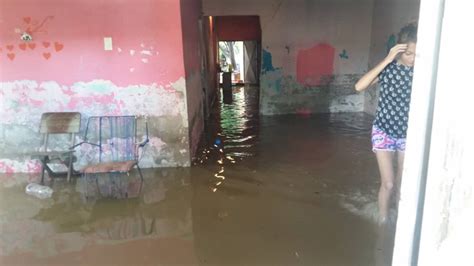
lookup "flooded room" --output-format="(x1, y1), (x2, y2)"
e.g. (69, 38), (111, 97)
(0, 0), (472, 265)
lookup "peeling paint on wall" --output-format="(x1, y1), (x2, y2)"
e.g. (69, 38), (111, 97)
(0, 78), (191, 173)
(0, 0), (197, 175)
(0, 79), (187, 124)
(0, 1), (186, 87)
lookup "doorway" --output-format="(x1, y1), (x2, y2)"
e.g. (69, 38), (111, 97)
(206, 15), (262, 89)
(218, 40), (259, 85)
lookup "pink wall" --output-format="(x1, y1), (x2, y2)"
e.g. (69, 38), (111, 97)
(0, 0), (198, 174)
(0, 0), (185, 86)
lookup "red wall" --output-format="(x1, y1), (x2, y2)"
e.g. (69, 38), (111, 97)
(216, 16), (261, 41)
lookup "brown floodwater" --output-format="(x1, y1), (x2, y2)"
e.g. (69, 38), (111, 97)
(0, 85), (396, 266)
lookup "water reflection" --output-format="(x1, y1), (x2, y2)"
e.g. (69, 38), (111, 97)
(0, 169), (193, 263)
(78, 173), (143, 202)
(1, 85), (395, 265)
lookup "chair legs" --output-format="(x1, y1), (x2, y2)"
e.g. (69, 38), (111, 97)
(67, 155), (73, 182)
(136, 165), (144, 193)
(38, 153), (78, 184)
(39, 156), (49, 185)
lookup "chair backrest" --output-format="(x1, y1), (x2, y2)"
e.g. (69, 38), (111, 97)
(40, 112), (81, 134)
(83, 116), (139, 163)
(39, 112), (81, 151)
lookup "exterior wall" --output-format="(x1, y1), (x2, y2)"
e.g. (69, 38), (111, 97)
(0, 0), (192, 174)
(396, 1), (473, 264)
(364, 0), (420, 115)
(203, 0), (374, 115)
(180, 0), (204, 159)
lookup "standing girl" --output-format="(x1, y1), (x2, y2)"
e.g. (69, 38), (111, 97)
(355, 23), (417, 223)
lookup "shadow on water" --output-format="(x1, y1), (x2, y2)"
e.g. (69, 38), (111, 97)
(0, 85), (396, 265)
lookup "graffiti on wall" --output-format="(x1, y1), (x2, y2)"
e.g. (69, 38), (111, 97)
(339, 49), (349, 59)
(2, 16), (64, 61)
(19, 16), (54, 36)
(262, 49), (277, 73)
(296, 43), (335, 86)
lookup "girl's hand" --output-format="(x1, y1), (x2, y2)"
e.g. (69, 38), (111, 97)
(385, 44), (408, 63)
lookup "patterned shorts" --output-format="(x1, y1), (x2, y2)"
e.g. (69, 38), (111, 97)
(371, 125), (406, 152)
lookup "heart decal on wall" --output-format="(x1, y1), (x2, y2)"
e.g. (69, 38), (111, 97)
(7, 53), (16, 60)
(54, 42), (63, 52)
(43, 52), (51, 60)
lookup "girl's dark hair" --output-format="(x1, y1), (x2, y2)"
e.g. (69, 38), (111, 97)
(398, 23), (418, 44)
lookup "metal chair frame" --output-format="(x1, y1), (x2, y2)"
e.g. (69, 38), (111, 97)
(30, 112), (82, 184)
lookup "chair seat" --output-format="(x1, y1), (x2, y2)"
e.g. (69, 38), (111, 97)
(82, 160), (138, 174)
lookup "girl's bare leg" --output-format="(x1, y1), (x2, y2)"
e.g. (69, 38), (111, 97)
(375, 151), (395, 223)
(394, 151), (405, 205)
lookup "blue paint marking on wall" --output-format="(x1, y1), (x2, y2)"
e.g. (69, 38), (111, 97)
(339, 49), (349, 59)
(262, 49), (276, 73)
(386, 34), (397, 53)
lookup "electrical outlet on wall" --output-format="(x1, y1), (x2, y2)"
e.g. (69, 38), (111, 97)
(104, 37), (113, 51)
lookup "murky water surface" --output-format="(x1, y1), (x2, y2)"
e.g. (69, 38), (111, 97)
(0, 86), (396, 265)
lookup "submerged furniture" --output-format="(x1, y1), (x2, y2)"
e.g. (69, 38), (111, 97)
(31, 112), (81, 184)
(75, 116), (148, 197)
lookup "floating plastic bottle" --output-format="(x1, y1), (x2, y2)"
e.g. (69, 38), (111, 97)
(25, 183), (53, 199)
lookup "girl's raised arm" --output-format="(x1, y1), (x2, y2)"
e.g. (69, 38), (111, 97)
(354, 44), (408, 92)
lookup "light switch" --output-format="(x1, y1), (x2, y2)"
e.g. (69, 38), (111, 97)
(104, 37), (113, 51)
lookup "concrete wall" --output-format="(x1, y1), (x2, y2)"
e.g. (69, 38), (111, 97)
(202, 16), (219, 116)
(0, 0), (197, 174)
(393, 1), (473, 264)
(180, 0), (204, 159)
(203, 0), (374, 115)
(364, 0), (420, 115)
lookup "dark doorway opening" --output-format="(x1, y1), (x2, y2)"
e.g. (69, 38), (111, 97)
(212, 16), (262, 87)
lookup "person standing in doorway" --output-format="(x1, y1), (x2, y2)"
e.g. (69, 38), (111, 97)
(354, 23), (417, 224)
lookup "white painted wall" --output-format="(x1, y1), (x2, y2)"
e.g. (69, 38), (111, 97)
(205, 0), (373, 75)
(204, 0), (374, 115)
(393, 0), (474, 265)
